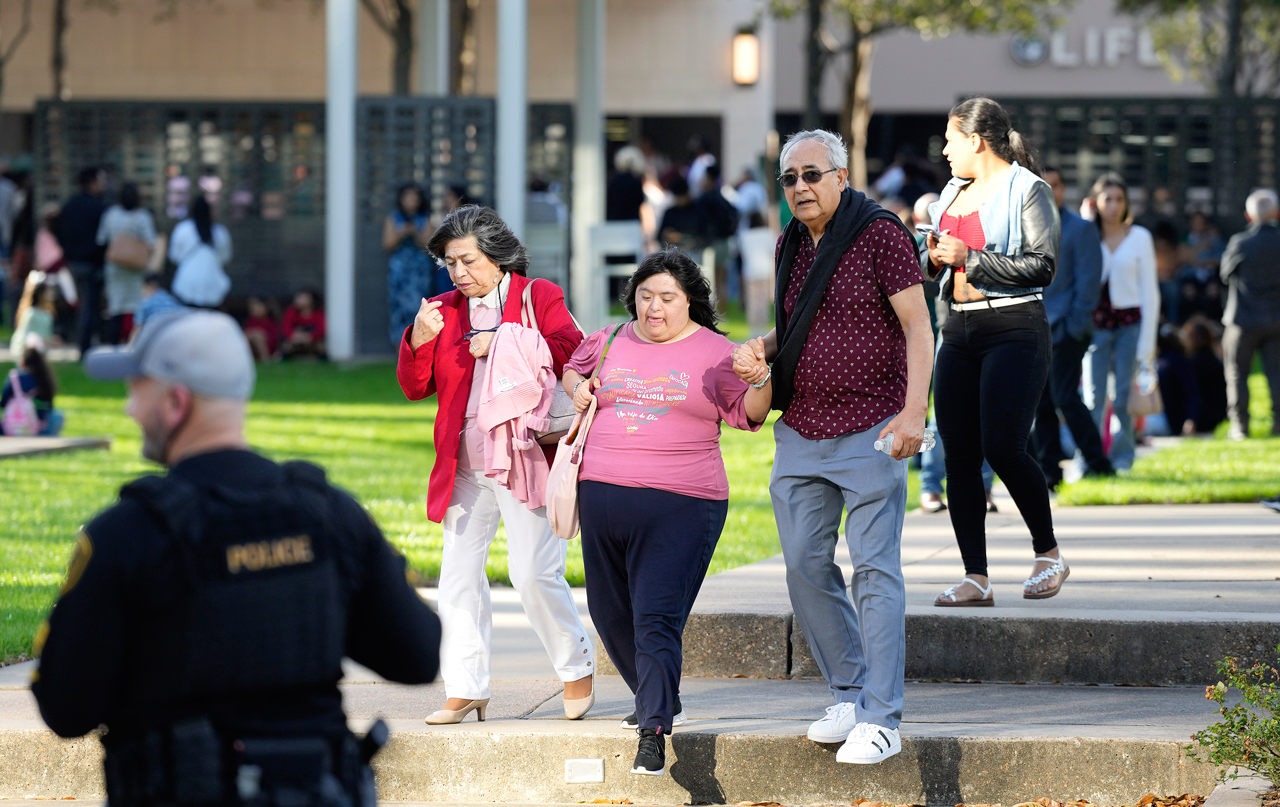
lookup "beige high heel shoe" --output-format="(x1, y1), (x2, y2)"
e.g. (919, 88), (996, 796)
(563, 675), (594, 720)
(424, 698), (489, 724)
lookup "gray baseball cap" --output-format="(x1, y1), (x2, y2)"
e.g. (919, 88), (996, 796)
(84, 311), (256, 400)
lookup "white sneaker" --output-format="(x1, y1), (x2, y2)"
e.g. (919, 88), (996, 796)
(836, 722), (901, 764)
(620, 710), (686, 730)
(806, 702), (858, 743)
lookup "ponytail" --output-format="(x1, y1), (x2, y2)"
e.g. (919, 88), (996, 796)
(1006, 130), (1041, 177)
(949, 97), (1042, 177)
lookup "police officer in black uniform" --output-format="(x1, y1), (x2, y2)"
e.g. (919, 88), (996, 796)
(31, 311), (441, 807)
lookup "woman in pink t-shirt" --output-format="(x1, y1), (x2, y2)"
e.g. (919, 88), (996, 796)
(561, 249), (771, 776)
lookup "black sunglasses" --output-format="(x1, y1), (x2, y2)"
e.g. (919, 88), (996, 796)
(778, 167), (840, 189)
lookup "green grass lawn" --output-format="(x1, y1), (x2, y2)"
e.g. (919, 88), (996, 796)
(1058, 371), (1279, 505)
(0, 356), (920, 664)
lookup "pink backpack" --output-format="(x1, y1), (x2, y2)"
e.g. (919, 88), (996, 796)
(2, 370), (39, 437)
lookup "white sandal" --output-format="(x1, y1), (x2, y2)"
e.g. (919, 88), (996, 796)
(935, 577), (994, 607)
(1023, 555), (1069, 599)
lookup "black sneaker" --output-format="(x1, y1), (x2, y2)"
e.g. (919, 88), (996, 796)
(1262, 494), (1280, 513)
(620, 696), (684, 730)
(630, 727), (665, 776)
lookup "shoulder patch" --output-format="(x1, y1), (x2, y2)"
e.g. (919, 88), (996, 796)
(61, 531), (93, 596)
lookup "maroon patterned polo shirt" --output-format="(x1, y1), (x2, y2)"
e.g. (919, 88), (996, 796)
(778, 219), (923, 440)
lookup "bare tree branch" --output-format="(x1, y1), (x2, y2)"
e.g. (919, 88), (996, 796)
(360, 0), (394, 36)
(1, 0), (32, 65)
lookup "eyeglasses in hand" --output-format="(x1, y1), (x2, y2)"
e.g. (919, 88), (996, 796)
(778, 168), (840, 189)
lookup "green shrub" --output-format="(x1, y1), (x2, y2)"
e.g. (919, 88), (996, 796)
(1189, 645), (1280, 785)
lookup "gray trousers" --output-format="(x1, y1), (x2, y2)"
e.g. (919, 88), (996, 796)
(770, 418), (907, 729)
(1223, 322), (1280, 436)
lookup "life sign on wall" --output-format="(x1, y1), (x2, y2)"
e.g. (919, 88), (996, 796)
(1010, 28), (1162, 69)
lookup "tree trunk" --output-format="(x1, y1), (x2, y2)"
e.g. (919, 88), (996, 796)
(52, 0), (67, 100)
(393, 0), (414, 95)
(452, 0), (479, 95)
(803, 0), (824, 130)
(1218, 0), (1243, 97)
(840, 30), (875, 191)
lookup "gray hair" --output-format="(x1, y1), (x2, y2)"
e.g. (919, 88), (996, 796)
(913, 193), (940, 226)
(779, 129), (848, 173)
(426, 205), (529, 275)
(614, 145), (646, 176)
(1246, 188), (1279, 221)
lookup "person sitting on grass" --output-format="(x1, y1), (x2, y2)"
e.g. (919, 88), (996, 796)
(243, 296), (281, 362)
(132, 273), (187, 333)
(10, 282), (60, 356)
(282, 288), (327, 359)
(2, 343), (63, 436)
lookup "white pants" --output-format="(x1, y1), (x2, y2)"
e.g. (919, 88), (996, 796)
(438, 469), (595, 699)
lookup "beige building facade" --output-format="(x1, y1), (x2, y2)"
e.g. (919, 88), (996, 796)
(0, 0), (1206, 174)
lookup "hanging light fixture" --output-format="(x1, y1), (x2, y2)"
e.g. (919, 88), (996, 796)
(732, 26), (760, 87)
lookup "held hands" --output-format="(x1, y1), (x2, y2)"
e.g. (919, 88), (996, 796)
(879, 408), (927, 460)
(572, 377), (600, 413)
(468, 331), (494, 359)
(733, 337), (770, 386)
(410, 299), (445, 349)
(927, 229), (969, 269)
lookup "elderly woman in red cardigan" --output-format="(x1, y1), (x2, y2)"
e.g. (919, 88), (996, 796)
(397, 205), (595, 723)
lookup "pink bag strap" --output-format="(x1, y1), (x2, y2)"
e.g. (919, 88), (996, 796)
(521, 278), (584, 335)
(7, 370), (28, 402)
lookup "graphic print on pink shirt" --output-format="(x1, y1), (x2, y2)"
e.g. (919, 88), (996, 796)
(596, 367), (691, 431)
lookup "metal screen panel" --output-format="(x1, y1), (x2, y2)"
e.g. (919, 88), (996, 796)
(355, 96), (496, 354)
(35, 100), (326, 304)
(997, 97), (1275, 233)
(526, 104), (573, 289)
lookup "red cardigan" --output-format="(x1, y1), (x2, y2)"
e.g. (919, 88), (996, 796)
(396, 274), (583, 523)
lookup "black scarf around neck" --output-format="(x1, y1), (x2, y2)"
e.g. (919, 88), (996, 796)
(771, 187), (915, 413)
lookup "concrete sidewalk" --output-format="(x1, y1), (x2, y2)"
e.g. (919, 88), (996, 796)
(0, 436), (111, 459)
(0, 673), (1222, 804)
(680, 495), (1280, 682)
(2, 495), (1271, 804)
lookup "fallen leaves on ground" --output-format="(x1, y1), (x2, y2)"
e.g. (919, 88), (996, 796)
(1261, 787), (1279, 807)
(978, 795), (1205, 807)
(581, 800), (631, 804)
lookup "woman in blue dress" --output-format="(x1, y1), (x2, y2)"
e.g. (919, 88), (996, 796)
(384, 183), (437, 346)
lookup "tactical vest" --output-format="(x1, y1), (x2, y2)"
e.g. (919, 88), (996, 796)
(119, 460), (346, 707)
(104, 460), (374, 807)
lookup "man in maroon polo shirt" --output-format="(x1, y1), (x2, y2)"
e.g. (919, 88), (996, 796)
(733, 130), (933, 765)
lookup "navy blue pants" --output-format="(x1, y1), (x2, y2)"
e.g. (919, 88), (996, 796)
(579, 481), (727, 733)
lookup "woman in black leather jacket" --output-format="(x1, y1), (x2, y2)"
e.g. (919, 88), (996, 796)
(923, 97), (1066, 608)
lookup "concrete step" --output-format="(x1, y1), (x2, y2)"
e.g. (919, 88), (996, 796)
(612, 501), (1280, 684)
(0, 676), (1222, 805)
(0, 436), (111, 459)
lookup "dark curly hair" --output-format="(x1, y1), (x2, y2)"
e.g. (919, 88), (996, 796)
(949, 97), (1041, 177)
(426, 204), (529, 276)
(622, 248), (724, 335)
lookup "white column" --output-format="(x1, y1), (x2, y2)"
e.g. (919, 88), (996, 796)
(326, 0), (357, 361)
(723, 18), (776, 191)
(417, 0), (449, 95)
(571, 0), (604, 328)
(496, 0), (527, 239)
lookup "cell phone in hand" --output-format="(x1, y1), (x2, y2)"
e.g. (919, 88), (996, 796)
(915, 223), (936, 236)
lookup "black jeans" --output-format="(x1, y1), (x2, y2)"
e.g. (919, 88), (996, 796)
(1223, 322), (1280, 436)
(1033, 333), (1112, 484)
(935, 301), (1056, 577)
(69, 260), (103, 356)
(579, 481), (726, 733)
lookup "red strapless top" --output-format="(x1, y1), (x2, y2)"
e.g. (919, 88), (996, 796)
(938, 210), (986, 273)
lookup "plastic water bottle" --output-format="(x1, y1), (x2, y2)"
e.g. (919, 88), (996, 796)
(874, 429), (936, 455)
(1135, 362), (1157, 395)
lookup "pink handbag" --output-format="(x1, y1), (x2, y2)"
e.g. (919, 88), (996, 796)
(545, 323), (624, 540)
